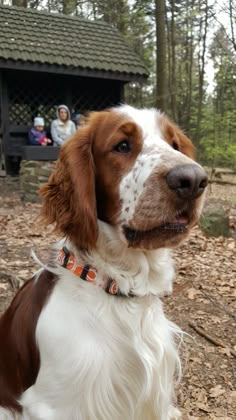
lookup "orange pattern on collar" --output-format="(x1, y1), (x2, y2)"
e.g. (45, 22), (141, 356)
(57, 247), (132, 297)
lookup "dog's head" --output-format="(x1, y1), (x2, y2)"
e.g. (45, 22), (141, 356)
(40, 105), (207, 250)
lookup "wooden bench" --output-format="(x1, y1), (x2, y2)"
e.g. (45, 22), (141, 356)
(4, 125), (60, 174)
(21, 145), (60, 161)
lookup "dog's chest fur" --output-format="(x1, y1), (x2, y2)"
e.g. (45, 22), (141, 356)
(19, 270), (179, 420)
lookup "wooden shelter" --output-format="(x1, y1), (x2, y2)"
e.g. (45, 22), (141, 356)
(0, 5), (148, 174)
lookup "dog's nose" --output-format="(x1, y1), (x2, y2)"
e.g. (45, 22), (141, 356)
(166, 164), (208, 199)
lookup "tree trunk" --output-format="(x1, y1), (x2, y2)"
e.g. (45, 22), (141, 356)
(63, 0), (77, 15)
(166, 9), (172, 114)
(184, 0), (194, 132)
(155, 0), (167, 112)
(12, 0), (28, 7)
(194, 0), (209, 146)
(170, 0), (177, 120)
(97, 0), (129, 34)
(229, 0), (236, 52)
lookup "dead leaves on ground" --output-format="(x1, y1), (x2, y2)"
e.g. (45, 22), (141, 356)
(0, 178), (235, 419)
(167, 216), (236, 419)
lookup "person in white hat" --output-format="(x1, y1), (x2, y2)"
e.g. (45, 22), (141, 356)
(28, 117), (52, 146)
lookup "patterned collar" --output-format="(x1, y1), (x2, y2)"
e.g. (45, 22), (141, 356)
(57, 247), (135, 297)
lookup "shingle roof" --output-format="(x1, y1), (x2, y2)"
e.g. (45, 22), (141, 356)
(0, 5), (149, 80)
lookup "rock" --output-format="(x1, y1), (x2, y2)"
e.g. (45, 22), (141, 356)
(199, 205), (230, 237)
(22, 160), (41, 169)
(22, 193), (39, 203)
(37, 166), (54, 178)
(19, 160), (55, 202)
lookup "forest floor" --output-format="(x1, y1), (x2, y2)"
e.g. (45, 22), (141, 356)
(0, 175), (235, 419)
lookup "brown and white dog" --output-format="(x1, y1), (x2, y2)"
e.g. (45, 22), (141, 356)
(0, 105), (207, 420)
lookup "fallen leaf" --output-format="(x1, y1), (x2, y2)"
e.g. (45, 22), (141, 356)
(187, 288), (200, 300)
(209, 385), (226, 398)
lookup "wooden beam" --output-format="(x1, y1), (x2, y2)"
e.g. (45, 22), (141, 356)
(0, 59), (147, 83)
(22, 146), (60, 161)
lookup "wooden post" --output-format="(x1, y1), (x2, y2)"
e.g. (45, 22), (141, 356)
(65, 83), (73, 115)
(119, 82), (125, 103)
(0, 70), (10, 174)
(0, 70), (7, 175)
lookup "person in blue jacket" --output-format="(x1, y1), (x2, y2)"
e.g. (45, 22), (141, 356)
(28, 117), (51, 146)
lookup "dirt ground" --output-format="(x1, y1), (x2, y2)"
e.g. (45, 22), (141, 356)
(0, 176), (235, 419)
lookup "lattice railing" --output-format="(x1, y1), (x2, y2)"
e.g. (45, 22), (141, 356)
(72, 88), (119, 113)
(8, 83), (64, 126)
(8, 78), (120, 126)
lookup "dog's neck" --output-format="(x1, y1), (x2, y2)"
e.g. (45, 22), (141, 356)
(61, 221), (175, 298)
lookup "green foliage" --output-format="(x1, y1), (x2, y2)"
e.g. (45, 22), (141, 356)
(201, 139), (236, 168)
(124, 0), (156, 107)
(200, 28), (236, 168)
(200, 107), (236, 168)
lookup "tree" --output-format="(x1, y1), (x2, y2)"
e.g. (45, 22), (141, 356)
(12, 0), (27, 6)
(194, 0), (210, 147)
(200, 27), (236, 167)
(229, 0), (236, 51)
(167, 0), (177, 120)
(63, 0), (77, 15)
(155, 0), (167, 111)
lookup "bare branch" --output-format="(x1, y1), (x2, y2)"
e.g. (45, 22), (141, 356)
(189, 321), (236, 358)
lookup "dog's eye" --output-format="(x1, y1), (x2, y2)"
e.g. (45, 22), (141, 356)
(113, 140), (131, 154)
(172, 141), (179, 151)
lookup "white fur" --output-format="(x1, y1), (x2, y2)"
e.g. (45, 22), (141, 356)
(116, 105), (197, 228)
(3, 106), (207, 420)
(3, 223), (182, 420)
(19, 226), (181, 420)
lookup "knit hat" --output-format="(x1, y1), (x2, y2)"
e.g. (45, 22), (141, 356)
(34, 117), (44, 127)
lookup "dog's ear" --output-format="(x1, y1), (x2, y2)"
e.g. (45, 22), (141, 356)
(161, 115), (196, 160)
(40, 126), (98, 250)
(177, 129), (196, 160)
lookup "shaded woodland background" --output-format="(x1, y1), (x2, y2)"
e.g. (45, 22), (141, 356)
(1, 0), (236, 168)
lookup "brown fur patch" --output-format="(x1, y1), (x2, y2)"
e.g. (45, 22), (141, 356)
(40, 111), (143, 245)
(0, 270), (57, 413)
(158, 114), (196, 159)
(92, 113), (142, 224)
(40, 124), (98, 250)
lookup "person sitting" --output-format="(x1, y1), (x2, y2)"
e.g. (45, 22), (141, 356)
(28, 117), (52, 146)
(72, 112), (82, 129)
(51, 105), (76, 146)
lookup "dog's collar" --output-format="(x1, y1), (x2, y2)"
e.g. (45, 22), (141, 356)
(57, 247), (135, 298)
